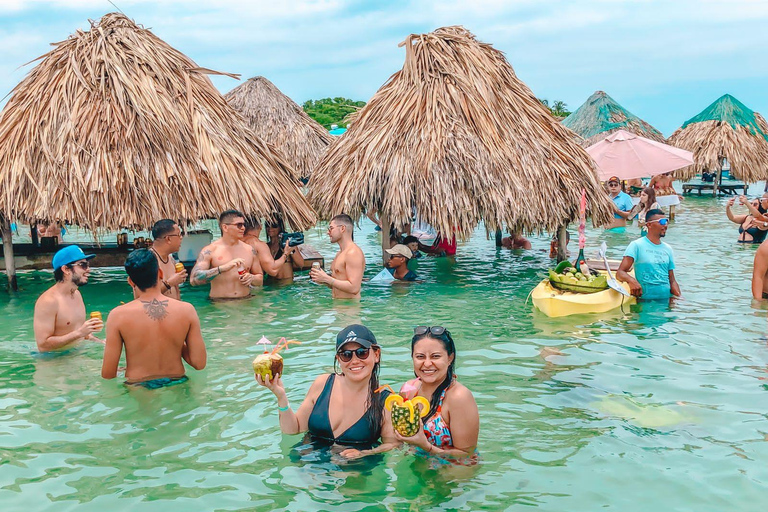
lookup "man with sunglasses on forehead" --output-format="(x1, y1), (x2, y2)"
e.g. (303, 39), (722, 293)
(33, 245), (103, 352)
(310, 214), (365, 299)
(605, 176), (634, 231)
(190, 210), (263, 299)
(144, 219), (186, 300)
(617, 209), (681, 300)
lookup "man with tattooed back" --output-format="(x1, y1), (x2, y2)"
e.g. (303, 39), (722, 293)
(190, 209), (263, 299)
(102, 249), (206, 388)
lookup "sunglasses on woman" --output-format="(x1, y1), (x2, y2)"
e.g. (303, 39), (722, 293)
(414, 326), (448, 336)
(337, 347), (371, 362)
(646, 218), (669, 226)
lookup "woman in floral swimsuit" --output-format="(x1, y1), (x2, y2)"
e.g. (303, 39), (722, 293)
(396, 326), (479, 460)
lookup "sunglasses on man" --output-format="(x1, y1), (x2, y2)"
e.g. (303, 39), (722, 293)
(225, 222), (246, 229)
(67, 261), (90, 270)
(336, 347), (373, 362)
(646, 218), (669, 226)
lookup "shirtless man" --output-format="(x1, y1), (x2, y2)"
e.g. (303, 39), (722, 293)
(102, 249), (206, 387)
(752, 238), (768, 300)
(190, 210), (263, 299)
(310, 214), (365, 299)
(243, 222), (303, 281)
(144, 219), (187, 300)
(33, 245), (103, 352)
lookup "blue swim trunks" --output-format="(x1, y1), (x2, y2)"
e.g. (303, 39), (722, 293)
(126, 375), (188, 389)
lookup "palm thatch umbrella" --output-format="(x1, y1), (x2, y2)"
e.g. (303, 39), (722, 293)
(562, 91), (665, 147)
(668, 94), (768, 182)
(308, 26), (613, 260)
(224, 76), (333, 180)
(0, 13), (316, 234)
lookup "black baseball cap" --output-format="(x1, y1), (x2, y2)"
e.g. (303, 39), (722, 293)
(336, 324), (378, 350)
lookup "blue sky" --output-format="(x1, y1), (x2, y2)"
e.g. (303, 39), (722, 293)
(0, 0), (766, 135)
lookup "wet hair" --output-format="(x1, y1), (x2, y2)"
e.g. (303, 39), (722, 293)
(53, 267), (65, 282)
(411, 329), (456, 423)
(640, 187), (657, 209)
(333, 344), (383, 436)
(124, 248), (159, 291)
(402, 235), (419, 246)
(645, 208), (665, 222)
(151, 219), (177, 239)
(219, 209), (244, 226)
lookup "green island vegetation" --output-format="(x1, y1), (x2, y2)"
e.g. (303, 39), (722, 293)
(302, 97), (366, 128)
(539, 99), (571, 118)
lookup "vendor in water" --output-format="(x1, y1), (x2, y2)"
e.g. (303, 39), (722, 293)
(726, 196), (768, 243)
(385, 244), (418, 281)
(102, 249), (206, 388)
(395, 326), (479, 459)
(255, 325), (398, 459)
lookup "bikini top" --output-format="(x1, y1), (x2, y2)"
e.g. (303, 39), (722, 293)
(307, 374), (387, 448)
(423, 384), (454, 449)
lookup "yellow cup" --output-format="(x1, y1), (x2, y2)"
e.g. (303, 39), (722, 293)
(90, 311), (102, 321)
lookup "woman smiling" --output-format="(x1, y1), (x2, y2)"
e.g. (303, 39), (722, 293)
(396, 326), (479, 459)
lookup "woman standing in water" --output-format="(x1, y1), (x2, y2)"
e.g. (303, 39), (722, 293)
(629, 187), (662, 234)
(256, 325), (398, 459)
(396, 326), (479, 459)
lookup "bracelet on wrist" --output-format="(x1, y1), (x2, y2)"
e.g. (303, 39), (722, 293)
(277, 403), (289, 412)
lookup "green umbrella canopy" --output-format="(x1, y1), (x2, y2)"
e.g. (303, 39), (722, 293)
(669, 94), (768, 181)
(562, 90), (665, 147)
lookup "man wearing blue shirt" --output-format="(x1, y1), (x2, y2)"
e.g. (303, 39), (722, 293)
(606, 176), (634, 231)
(617, 209), (681, 300)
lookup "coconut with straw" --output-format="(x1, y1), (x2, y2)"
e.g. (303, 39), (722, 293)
(308, 26), (614, 250)
(0, 13), (316, 232)
(225, 77), (333, 181)
(562, 91), (665, 147)
(668, 94), (768, 182)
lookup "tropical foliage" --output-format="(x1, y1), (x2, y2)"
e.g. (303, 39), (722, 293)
(539, 98), (571, 118)
(302, 97), (366, 129)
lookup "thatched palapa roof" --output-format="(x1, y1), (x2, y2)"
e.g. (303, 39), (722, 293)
(562, 91), (665, 147)
(668, 94), (768, 182)
(0, 13), (316, 231)
(308, 26), (614, 238)
(225, 76), (333, 179)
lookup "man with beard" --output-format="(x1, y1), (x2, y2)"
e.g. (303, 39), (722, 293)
(190, 210), (263, 299)
(310, 214), (365, 298)
(146, 219), (187, 300)
(34, 245), (103, 352)
(617, 209), (681, 300)
(102, 249), (206, 388)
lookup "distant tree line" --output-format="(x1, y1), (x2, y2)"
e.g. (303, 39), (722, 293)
(303, 98), (366, 129)
(539, 99), (571, 119)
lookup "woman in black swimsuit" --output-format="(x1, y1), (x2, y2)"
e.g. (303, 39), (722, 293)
(726, 196), (768, 243)
(256, 324), (398, 459)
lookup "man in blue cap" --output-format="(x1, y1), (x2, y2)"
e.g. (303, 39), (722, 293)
(33, 245), (103, 352)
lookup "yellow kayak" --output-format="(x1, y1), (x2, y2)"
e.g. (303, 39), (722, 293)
(532, 270), (635, 317)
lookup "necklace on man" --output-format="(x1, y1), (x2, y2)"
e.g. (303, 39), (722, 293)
(151, 247), (169, 265)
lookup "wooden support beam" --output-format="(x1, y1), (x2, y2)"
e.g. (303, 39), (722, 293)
(1, 217), (18, 291)
(380, 213), (390, 266)
(556, 225), (568, 263)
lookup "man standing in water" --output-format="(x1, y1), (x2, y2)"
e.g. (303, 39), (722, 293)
(751, 237), (768, 300)
(147, 219), (186, 299)
(190, 210), (263, 299)
(617, 209), (681, 299)
(310, 214), (365, 298)
(33, 245), (103, 352)
(102, 249), (206, 388)
(606, 176), (634, 230)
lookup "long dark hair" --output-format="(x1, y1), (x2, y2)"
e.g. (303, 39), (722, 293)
(640, 187), (657, 210)
(411, 330), (456, 422)
(333, 346), (383, 436)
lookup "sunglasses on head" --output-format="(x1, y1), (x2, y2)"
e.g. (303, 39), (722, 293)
(68, 261), (90, 270)
(646, 218), (669, 226)
(337, 346), (372, 362)
(414, 325), (447, 336)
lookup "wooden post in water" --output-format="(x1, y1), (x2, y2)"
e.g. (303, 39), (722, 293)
(1, 216), (18, 291)
(669, 205), (676, 221)
(30, 223), (39, 248)
(380, 213), (390, 266)
(494, 229), (503, 247)
(556, 225), (568, 263)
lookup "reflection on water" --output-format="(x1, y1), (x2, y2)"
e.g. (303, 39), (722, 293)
(2, 190), (768, 510)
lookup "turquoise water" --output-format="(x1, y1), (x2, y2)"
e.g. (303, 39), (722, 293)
(2, 188), (768, 511)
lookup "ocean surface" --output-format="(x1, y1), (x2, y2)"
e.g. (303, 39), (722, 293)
(2, 186), (767, 511)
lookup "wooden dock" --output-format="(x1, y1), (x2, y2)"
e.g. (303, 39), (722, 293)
(682, 181), (747, 196)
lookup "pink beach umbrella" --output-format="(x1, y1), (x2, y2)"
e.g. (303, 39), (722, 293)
(586, 129), (694, 181)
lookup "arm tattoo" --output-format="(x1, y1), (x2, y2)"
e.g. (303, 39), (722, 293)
(141, 298), (169, 321)
(194, 268), (220, 283)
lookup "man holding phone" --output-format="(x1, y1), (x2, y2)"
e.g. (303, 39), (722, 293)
(617, 209), (681, 300)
